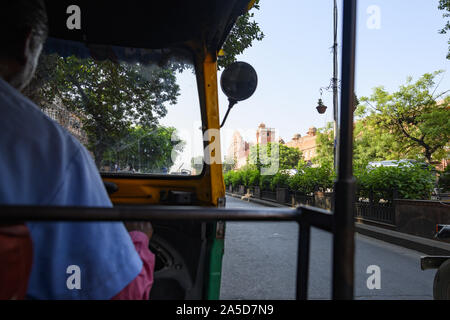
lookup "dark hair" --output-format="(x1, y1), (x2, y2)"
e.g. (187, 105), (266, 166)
(0, 0), (48, 57)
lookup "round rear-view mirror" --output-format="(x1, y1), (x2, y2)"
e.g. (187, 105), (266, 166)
(220, 61), (257, 102)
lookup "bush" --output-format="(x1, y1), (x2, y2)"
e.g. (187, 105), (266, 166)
(248, 168), (261, 187)
(224, 161), (434, 201)
(260, 174), (274, 191)
(223, 166), (261, 189)
(270, 171), (290, 190)
(225, 170), (243, 188)
(238, 165), (260, 187)
(289, 163), (335, 194)
(355, 163), (435, 201)
(223, 171), (232, 187)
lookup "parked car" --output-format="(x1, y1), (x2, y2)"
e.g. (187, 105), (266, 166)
(366, 159), (430, 170)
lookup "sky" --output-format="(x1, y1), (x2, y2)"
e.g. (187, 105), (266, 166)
(161, 0), (450, 172)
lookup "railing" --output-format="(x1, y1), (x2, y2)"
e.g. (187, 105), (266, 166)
(288, 191), (315, 207)
(228, 186), (397, 226)
(0, 204), (334, 300)
(261, 190), (277, 201)
(355, 201), (395, 225)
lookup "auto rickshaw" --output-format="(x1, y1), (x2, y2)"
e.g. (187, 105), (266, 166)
(0, 0), (358, 300)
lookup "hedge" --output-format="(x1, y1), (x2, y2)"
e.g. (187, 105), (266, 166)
(224, 162), (436, 200)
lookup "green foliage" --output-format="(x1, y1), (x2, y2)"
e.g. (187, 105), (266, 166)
(224, 161), (335, 194)
(355, 163), (435, 201)
(259, 173), (273, 191)
(231, 165), (261, 187)
(223, 171), (231, 187)
(353, 118), (420, 168)
(225, 170), (243, 188)
(247, 167), (261, 187)
(316, 73), (450, 170)
(289, 162), (335, 194)
(358, 71), (450, 163)
(313, 122), (334, 167)
(438, 0), (450, 59)
(102, 126), (183, 173)
(218, 0), (265, 69)
(224, 161), (435, 201)
(25, 53), (180, 167)
(24, 6), (265, 169)
(270, 171), (290, 190)
(278, 144), (303, 169)
(248, 143), (302, 170)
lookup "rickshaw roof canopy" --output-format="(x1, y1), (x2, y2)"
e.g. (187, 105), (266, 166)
(44, 0), (252, 53)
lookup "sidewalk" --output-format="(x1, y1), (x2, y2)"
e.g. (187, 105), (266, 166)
(226, 192), (450, 255)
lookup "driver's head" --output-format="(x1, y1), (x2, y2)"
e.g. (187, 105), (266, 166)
(0, 0), (48, 91)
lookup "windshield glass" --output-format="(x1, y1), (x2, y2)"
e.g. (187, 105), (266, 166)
(24, 39), (204, 176)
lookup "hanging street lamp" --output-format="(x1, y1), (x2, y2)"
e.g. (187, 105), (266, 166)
(316, 98), (327, 114)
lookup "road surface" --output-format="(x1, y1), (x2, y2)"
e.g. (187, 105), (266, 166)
(219, 196), (436, 300)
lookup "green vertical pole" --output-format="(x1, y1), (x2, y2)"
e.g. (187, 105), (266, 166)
(207, 222), (225, 300)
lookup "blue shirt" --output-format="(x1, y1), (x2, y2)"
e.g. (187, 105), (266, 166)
(0, 77), (142, 299)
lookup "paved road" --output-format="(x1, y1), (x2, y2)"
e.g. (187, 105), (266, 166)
(219, 196), (436, 300)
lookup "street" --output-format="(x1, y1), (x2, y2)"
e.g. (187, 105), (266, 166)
(220, 196), (436, 300)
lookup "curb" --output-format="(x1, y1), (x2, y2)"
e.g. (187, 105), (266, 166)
(355, 223), (450, 255)
(226, 192), (450, 256)
(226, 192), (287, 207)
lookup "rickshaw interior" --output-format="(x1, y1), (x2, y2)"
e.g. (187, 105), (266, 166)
(1, 0), (358, 300)
(38, 0), (259, 300)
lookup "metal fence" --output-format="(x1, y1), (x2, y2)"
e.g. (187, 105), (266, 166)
(261, 190), (277, 201)
(355, 201), (395, 225)
(228, 186), (396, 226)
(288, 191), (315, 207)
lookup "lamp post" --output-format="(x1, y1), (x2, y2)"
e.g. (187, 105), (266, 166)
(332, 0), (339, 170)
(316, 0), (339, 170)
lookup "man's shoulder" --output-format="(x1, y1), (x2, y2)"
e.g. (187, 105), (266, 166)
(0, 77), (84, 157)
(0, 78), (106, 206)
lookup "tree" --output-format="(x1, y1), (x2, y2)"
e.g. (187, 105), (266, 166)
(25, 54), (180, 167)
(358, 71), (450, 163)
(438, 0), (450, 59)
(313, 122), (334, 167)
(24, 6), (265, 166)
(248, 142), (302, 170)
(103, 126), (184, 173)
(218, 0), (264, 68)
(315, 116), (440, 171)
(352, 117), (423, 168)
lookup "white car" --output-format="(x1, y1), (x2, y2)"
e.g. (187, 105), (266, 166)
(366, 159), (428, 170)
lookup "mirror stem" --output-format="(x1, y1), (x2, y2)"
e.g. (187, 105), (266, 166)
(220, 98), (237, 128)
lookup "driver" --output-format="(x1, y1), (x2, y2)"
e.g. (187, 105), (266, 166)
(0, 0), (155, 299)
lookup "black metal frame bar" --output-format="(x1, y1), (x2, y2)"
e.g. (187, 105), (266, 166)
(332, 0), (357, 300)
(0, 0), (357, 301)
(0, 205), (333, 300)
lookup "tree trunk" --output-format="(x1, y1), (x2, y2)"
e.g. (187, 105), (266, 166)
(425, 148), (432, 164)
(93, 145), (106, 169)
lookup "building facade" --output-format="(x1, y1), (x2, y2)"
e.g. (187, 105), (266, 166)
(285, 127), (318, 162)
(226, 124), (319, 169)
(227, 131), (251, 169)
(42, 101), (88, 146)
